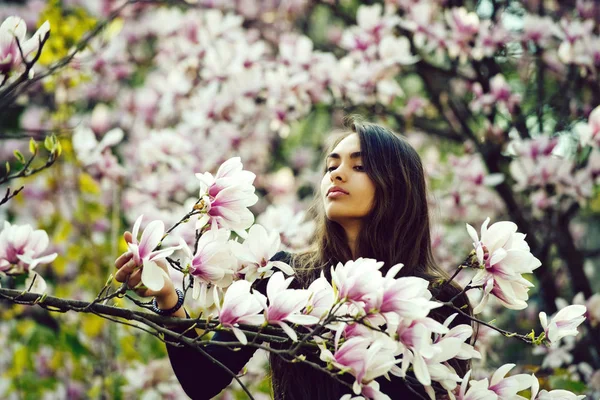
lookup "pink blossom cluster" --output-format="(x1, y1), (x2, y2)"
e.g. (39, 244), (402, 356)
(438, 153), (505, 224)
(508, 134), (600, 209)
(0, 221), (56, 293)
(0, 16), (48, 83)
(333, 4), (418, 105)
(315, 258), (479, 398)
(454, 364), (586, 400)
(466, 218), (541, 313)
(469, 74), (522, 115)
(397, 3), (511, 63)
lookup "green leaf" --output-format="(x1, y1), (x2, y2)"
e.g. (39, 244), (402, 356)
(29, 138), (37, 154)
(44, 135), (53, 151)
(4, 161), (9, 174)
(13, 150), (25, 164)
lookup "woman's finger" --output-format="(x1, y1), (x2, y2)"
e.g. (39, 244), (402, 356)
(123, 231), (133, 244)
(115, 259), (138, 282)
(115, 251), (133, 269)
(127, 269), (142, 289)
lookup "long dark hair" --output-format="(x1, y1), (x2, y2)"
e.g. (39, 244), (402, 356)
(271, 117), (474, 398)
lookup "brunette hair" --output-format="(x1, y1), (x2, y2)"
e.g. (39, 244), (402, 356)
(271, 117), (473, 398)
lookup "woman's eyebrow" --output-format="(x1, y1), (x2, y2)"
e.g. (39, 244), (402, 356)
(326, 151), (362, 160)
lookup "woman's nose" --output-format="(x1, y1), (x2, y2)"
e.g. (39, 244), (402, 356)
(330, 167), (345, 182)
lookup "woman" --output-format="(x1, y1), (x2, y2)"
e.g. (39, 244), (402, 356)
(114, 119), (473, 399)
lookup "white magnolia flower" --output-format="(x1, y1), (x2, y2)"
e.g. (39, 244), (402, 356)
(230, 224), (293, 282)
(180, 226), (237, 302)
(0, 17), (49, 78)
(72, 125), (124, 166)
(530, 373), (586, 399)
(539, 304), (587, 344)
(195, 157), (258, 237)
(466, 218), (541, 313)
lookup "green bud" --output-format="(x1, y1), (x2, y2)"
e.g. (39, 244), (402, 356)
(44, 135), (53, 151)
(13, 150), (25, 164)
(29, 138), (38, 154)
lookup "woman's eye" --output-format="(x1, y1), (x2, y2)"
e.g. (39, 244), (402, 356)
(327, 166), (337, 172)
(354, 165), (364, 171)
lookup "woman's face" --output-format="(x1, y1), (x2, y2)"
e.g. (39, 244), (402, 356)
(320, 134), (376, 223)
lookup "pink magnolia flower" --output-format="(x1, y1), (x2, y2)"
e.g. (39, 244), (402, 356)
(180, 226), (237, 302)
(520, 15), (556, 48)
(305, 271), (335, 320)
(0, 17), (49, 77)
(369, 263), (442, 329)
(466, 218), (541, 313)
(394, 314), (478, 396)
(453, 370), (498, 400)
(0, 221), (57, 274)
(576, 105), (600, 147)
(127, 215), (181, 291)
(530, 374), (585, 399)
(320, 336), (397, 397)
(392, 317), (450, 384)
(215, 279), (265, 345)
(487, 364), (531, 398)
(195, 157), (258, 238)
(331, 258), (385, 305)
(259, 271), (319, 341)
(539, 304), (587, 344)
(230, 224), (294, 282)
(72, 125), (124, 167)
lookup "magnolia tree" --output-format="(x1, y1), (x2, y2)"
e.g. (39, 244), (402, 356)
(0, 0), (599, 399)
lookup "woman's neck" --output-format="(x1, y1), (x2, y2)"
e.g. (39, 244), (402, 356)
(339, 219), (361, 259)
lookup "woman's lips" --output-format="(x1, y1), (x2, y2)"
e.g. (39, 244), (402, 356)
(327, 191), (349, 198)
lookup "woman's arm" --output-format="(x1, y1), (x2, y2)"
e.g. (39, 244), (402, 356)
(165, 251), (292, 400)
(165, 311), (257, 400)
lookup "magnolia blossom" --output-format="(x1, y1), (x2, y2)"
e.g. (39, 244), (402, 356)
(331, 258), (384, 305)
(214, 279), (265, 345)
(373, 263), (442, 330)
(180, 226), (237, 302)
(0, 221), (57, 274)
(539, 304), (587, 344)
(72, 125), (124, 167)
(320, 336), (397, 398)
(0, 221), (57, 292)
(305, 271), (335, 320)
(127, 215), (181, 291)
(259, 272), (319, 341)
(0, 16), (49, 79)
(576, 105), (600, 148)
(452, 370), (498, 400)
(487, 363), (531, 398)
(530, 374), (586, 399)
(393, 315), (477, 396)
(230, 224), (294, 282)
(195, 157), (258, 237)
(466, 218), (541, 313)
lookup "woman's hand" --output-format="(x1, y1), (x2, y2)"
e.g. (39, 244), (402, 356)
(114, 231), (175, 301)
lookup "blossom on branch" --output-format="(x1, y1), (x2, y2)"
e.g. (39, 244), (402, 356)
(195, 157), (258, 238)
(230, 224), (294, 282)
(127, 215), (181, 292)
(0, 221), (56, 292)
(539, 304), (587, 345)
(259, 271), (319, 342)
(179, 226), (237, 303)
(214, 279), (265, 345)
(466, 218), (541, 313)
(0, 16), (49, 81)
(530, 373), (586, 399)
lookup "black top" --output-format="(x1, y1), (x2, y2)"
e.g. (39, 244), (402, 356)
(166, 251), (469, 399)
